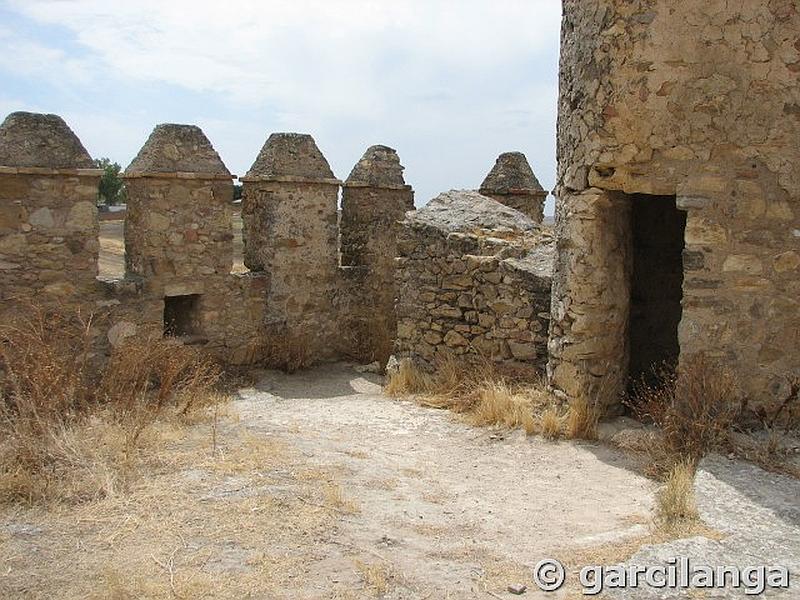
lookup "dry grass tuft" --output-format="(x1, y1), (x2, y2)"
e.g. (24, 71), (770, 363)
(539, 406), (564, 440)
(323, 483), (360, 515)
(654, 459), (699, 534)
(384, 357), (434, 397)
(565, 397), (600, 441)
(386, 354), (570, 439)
(468, 380), (542, 434)
(354, 560), (394, 596)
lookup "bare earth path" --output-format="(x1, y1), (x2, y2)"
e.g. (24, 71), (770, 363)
(1, 363), (655, 599)
(232, 364), (655, 598)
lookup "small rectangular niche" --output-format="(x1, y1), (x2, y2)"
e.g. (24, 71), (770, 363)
(163, 294), (202, 338)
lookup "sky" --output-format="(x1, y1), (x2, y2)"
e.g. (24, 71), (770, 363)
(0, 0), (561, 213)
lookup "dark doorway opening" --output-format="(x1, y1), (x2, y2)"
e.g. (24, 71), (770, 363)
(628, 194), (686, 390)
(163, 294), (202, 338)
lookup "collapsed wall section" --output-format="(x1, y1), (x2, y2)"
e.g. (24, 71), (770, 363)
(396, 190), (553, 377)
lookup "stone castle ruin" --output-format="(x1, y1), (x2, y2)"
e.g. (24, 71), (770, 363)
(1, 0), (798, 415)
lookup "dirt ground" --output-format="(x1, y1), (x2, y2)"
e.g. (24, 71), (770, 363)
(98, 213), (246, 280)
(1, 363), (657, 599)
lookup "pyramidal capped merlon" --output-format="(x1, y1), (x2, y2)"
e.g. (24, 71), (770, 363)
(345, 144), (409, 189)
(0, 111), (95, 170)
(125, 123), (231, 177)
(243, 132), (337, 182)
(480, 151), (544, 194)
(479, 151), (547, 223)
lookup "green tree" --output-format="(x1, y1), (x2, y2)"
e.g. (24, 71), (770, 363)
(94, 158), (127, 206)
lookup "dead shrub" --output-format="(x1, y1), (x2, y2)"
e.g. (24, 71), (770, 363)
(630, 356), (742, 464)
(338, 317), (394, 368)
(262, 329), (314, 374)
(468, 380), (547, 435)
(99, 338), (222, 446)
(0, 305), (223, 505)
(0, 306), (96, 483)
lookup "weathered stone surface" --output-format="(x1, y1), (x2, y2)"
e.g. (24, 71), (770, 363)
(481, 152), (544, 194)
(0, 112), (94, 169)
(245, 133), (335, 181)
(125, 124), (230, 176)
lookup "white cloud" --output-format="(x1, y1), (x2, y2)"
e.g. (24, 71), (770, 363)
(1, 0), (561, 209)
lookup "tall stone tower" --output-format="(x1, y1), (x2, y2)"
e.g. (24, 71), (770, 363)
(240, 133), (341, 355)
(0, 112), (101, 300)
(340, 145), (415, 362)
(479, 152), (547, 223)
(549, 1), (800, 410)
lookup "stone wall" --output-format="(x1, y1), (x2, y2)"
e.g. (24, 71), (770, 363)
(550, 1), (800, 409)
(396, 190), (553, 376)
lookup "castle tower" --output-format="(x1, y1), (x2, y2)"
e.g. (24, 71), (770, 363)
(123, 123), (234, 285)
(0, 112), (101, 300)
(549, 1), (800, 411)
(479, 152), (547, 223)
(340, 145), (415, 362)
(240, 133), (341, 353)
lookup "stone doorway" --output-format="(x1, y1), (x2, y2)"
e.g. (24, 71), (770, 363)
(628, 194), (686, 390)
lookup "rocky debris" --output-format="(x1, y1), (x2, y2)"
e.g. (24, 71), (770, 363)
(125, 123), (231, 176)
(507, 583), (528, 595)
(403, 189), (540, 235)
(610, 454), (800, 598)
(396, 190), (554, 373)
(245, 132), (335, 181)
(0, 112), (94, 169)
(345, 145), (407, 188)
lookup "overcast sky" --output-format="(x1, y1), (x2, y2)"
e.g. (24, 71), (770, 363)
(0, 0), (561, 213)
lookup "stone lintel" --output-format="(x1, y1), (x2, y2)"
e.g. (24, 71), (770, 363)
(239, 174), (342, 186)
(122, 171), (236, 181)
(0, 166), (104, 177)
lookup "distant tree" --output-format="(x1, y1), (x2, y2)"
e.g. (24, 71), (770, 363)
(233, 183), (243, 201)
(94, 158), (127, 206)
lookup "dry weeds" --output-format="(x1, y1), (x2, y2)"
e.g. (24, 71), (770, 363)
(654, 459), (700, 535)
(385, 355), (571, 439)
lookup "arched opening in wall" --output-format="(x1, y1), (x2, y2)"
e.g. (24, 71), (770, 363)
(230, 181), (249, 274)
(96, 201), (127, 281)
(627, 194), (686, 391)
